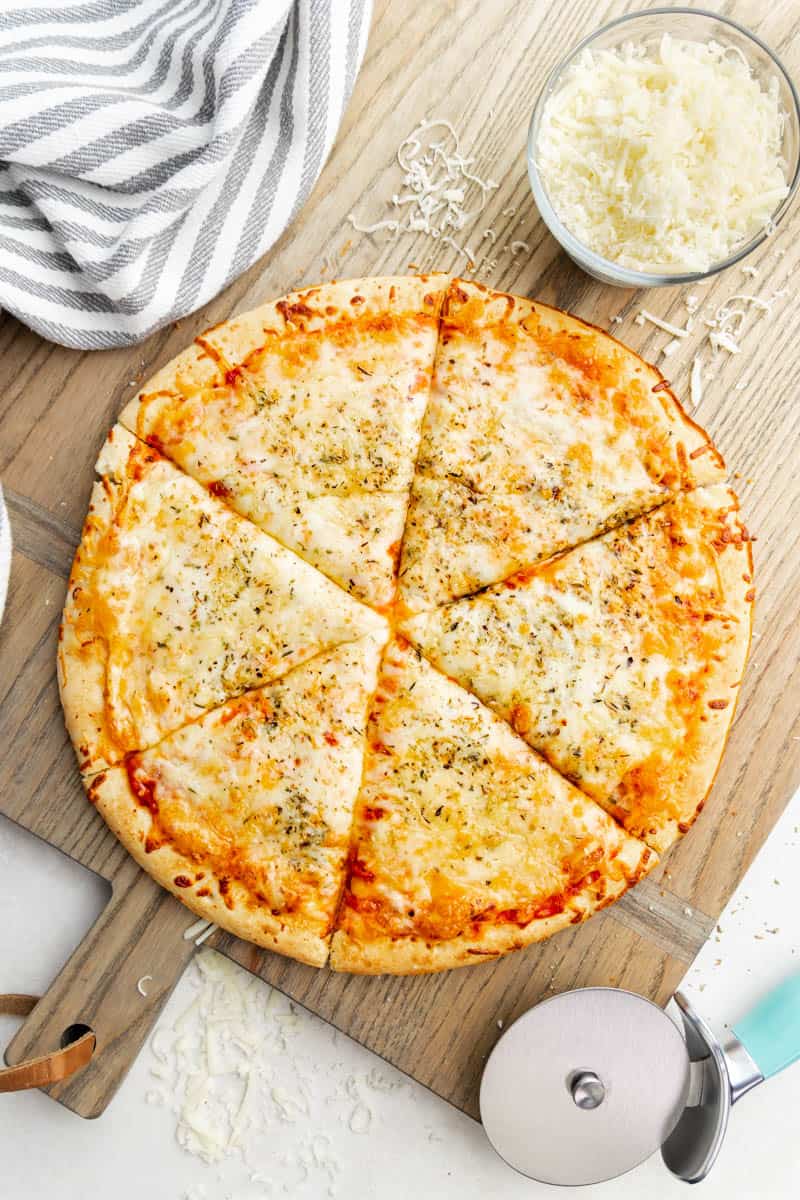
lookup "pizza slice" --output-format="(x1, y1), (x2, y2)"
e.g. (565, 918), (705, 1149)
(120, 276), (449, 609)
(330, 639), (656, 973)
(398, 279), (725, 612)
(60, 425), (388, 773)
(87, 637), (384, 967)
(401, 486), (753, 853)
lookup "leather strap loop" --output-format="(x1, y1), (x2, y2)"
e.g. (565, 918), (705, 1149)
(0, 995), (95, 1093)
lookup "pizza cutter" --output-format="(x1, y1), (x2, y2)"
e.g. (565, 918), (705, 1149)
(480, 976), (800, 1186)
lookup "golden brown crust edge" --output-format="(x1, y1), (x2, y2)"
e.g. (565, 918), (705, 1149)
(63, 277), (750, 973)
(86, 767), (329, 968)
(330, 836), (657, 974)
(615, 484), (755, 855)
(330, 911), (577, 974)
(441, 278), (725, 488)
(58, 473), (121, 774)
(58, 425), (171, 774)
(119, 274), (452, 440)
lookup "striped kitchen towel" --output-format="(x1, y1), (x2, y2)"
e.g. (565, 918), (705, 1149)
(0, 0), (371, 350)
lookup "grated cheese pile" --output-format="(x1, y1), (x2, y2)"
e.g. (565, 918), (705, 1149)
(145, 950), (409, 1195)
(536, 35), (790, 272)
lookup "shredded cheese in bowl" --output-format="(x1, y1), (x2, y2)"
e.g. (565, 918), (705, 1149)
(529, 16), (799, 282)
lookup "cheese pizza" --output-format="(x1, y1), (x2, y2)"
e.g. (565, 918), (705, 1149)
(88, 637), (384, 967)
(60, 424), (386, 773)
(120, 276), (448, 610)
(331, 639), (656, 973)
(398, 280), (724, 612)
(60, 275), (753, 973)
(401, 486), (753, 853)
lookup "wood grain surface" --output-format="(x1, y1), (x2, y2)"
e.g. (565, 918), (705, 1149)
(2, 0), (799, 1120)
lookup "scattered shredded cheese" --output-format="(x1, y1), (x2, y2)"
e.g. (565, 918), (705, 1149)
(702, 292), (776, 356)
(690, 355), (704, 408)
(708, 327), (742, 355)
(536, 35), (790, 271)
(184, 917), (213, 941)
(637, 309), (690, 339)
(441, 233), (474, 264)
(194, 923), (218, 947)
(661, 337), (682, 358)
(145, 951), (412, 1192)
(345, 216), (400, 236)
(137, 975), (153, 997)
(346, 118), (498, 258)
(510, 239), (530, 254)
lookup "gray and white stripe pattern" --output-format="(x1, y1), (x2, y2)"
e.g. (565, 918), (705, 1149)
(0, 0), (371, 349)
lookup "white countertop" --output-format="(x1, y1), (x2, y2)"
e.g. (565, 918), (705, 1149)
(2, 790), (799, 1200)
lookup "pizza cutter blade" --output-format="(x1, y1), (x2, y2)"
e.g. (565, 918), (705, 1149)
(479, 987), (691, 1186)
(480, 977), (800, 1187)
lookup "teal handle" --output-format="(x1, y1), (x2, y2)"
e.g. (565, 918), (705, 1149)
(733, 974), (800, 1080)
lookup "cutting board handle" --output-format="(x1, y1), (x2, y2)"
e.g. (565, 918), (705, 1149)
(3, 860), (200, 1118)
(0, 995), (95, 1092)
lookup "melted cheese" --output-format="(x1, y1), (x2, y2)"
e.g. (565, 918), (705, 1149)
(402, 486), (752, 850)
(70, 427), (386, 765)
(116, 637), (382, 935)
(337, 640), (653, 947)
(121, 278), (447, 608)
(398, 281), (723, 611)
(536, 35), (790, 272)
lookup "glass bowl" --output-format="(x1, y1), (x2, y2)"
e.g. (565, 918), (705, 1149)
(526, 8), (800, 287)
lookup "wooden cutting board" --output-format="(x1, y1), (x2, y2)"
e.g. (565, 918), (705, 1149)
(2, 0), (800, 1120)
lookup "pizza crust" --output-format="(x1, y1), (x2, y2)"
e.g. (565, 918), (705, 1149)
(120, 275), (451, 609)
(607, 487), (754, 852)
(88, 767), (330, 967)
(59, 424), (386, 772)
(330, 911), (579, 973)
(175, 274), (452, 373)
(330, 834), (652, 974)
(399, 279), (726, 611)
(119, 276), (450, 432)
(61, 275), (751, 974)
(58, 472), (122, 774)
(402, 484), (754, 855)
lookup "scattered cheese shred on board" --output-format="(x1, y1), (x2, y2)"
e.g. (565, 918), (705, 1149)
(702, 292), (777, 357)
(638, 309), (690, 338)
(690, 355), (703, 408)
(194, 923), (218, 947)
(536, 35), (790, 271)
(183, 917), (213, 941)
(347, 117), (499, 262)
